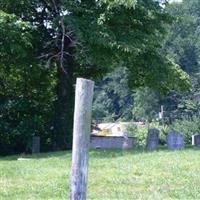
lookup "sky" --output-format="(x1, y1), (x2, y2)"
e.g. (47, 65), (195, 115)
(169, 0), (183, 3)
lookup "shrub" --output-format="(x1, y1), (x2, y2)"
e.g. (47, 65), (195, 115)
(170, 115), (200, 144)
(124, 123), (149, 146)
(149, 122), (169, 145)
(124, 122), (169, 146)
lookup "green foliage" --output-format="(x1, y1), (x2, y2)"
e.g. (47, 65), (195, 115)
(0, 0), (192, 154)
(0, 64), (56, 155)
(128, 50), (190, 94)
(170, 115), (200, 144)
(99, 0), (137, 9)
(158, 0), (200, 121)
(134, 126), (148, 146)
(124, 121), (169, 146)
(165, 0), (200, 74)
(63, 0), (190, 93)
(176, 76), (200, 117)
(132, 87), (160, 122)
(93, 68), (133, 122)
(124, 123), (149, 146)
(0, 11), (33, 66)
(150, 122), (170, 144)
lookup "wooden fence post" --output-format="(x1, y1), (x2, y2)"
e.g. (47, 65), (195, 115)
(69, 78), (94, 200)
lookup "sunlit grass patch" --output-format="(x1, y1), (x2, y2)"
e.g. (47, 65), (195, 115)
(1, 148), (200, 199)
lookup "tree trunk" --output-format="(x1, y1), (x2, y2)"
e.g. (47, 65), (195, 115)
(52, 61), (74, 150)
(51, 5), (75, 150)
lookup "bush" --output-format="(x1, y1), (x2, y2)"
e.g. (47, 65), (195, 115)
(124, 122), (169, 146)
(149, 122), (169, 145)
(170, 115), (200, 144)
(124, 123), (149, 146)
(0, 96), (53, 155)
(125, 124), (146, 146)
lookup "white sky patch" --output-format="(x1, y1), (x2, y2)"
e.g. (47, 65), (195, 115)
(169, 0), (182, 3)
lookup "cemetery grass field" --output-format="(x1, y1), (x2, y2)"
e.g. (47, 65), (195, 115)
(1, 148), (200, 200)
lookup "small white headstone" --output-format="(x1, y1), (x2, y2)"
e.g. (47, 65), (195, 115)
(192, 134), (200, 147)
(192, 135), (195, 146)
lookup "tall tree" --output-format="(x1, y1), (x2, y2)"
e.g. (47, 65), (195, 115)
(160, 0), (200, 121)
(165, 0), (200, 74)
(93, 67), (134, 122)
(0, 11), (56, 154)
(0, 0), (190, 151)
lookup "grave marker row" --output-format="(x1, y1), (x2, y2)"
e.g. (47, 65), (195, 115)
(146, 129), (185, 150)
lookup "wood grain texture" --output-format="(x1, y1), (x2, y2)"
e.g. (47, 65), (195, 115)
(70, 78), (94, 200)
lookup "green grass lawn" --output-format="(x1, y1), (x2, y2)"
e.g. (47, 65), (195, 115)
(1, 148), (200, 200)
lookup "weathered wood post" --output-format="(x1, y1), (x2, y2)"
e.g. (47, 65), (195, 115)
(70, 78), (94, 200)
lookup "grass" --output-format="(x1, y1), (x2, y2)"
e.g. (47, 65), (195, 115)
(1, 148), (200, 200)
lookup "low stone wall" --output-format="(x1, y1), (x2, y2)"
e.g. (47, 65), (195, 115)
(90, 135), (137, 149)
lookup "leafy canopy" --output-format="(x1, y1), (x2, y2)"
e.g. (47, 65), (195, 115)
(0, 0), (190, 93)
(0, 0), (192, 154)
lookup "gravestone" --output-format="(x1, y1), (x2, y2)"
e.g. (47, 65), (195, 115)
(32, 136), (40, 154)
(192, 134), (200, 147)
(146, 128), (159, 150)
(166, 130), (184, 150)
